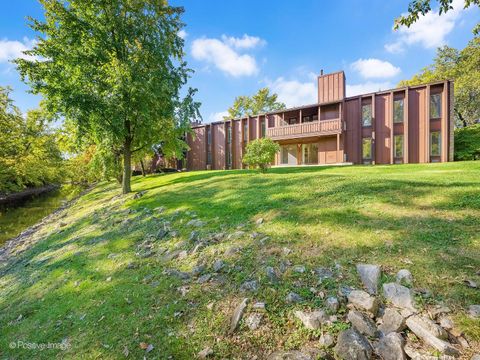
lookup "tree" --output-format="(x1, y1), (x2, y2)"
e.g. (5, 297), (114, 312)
(242, 138), (280, 173)
(454, 123), (480, 160)
(398, 37), (480, 128)
(16, 0), (200, 194)
(225, 87), (285, 120)
(394, 0), (479, 34)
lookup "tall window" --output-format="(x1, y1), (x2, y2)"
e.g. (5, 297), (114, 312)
(430, 131), (441, 156)
(206, 127), (212, 166)
(394, 99), (404, 123)
(227, 126), (232, 144)
(362, 104), (372, 127)
(207, 127), (211, 145)
(430, 93), (442, 119)
(261, 120), (266, 138)
(362, 138), (372, 161)
(207, 151), (212, 165)
(394, 134), (404, 158)
(243, 122), (248, 142)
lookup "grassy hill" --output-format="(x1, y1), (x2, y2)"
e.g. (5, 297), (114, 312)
(0, 161), (479, 359)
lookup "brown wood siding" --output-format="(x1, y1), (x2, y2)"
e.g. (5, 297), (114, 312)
(374, 93), (391, 164)
(345, 98), (361, 164)
(233, 120), (242, 169)
(187, 127), (206, 171)
(318, 71), (345, 104)
(212, 123), (225, 170)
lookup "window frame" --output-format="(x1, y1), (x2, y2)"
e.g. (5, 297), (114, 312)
(362, 137), (372, 161)
(430, 93), (442, 119)
(243, 122), (248, 142)
(430, 131), (441, 157)
(394, 134), (404, 158)
(362, 103), (372, 127)
(393, 98), (404, 124)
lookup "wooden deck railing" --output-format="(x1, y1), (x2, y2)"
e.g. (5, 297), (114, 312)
(266, 118), (341, 140)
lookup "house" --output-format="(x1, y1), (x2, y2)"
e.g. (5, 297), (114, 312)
(186, 71), (454, 170)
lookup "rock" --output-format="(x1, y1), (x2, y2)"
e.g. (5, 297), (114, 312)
(319, 333), (335, 348)
(228, 230), (245, 240)
(315, 267), (334, 282)
(439, 317), (454, 330)
(229, 298), (249, 334)
(266, 351), (312, 360)
(198, 347), (213, 359)
(245, 313), (263, 330)
(468, 305), (480, 318)
(240, 280), (258, 292)
(326, 297), (339, 313)
(406, 315), (459, 356)
(356, 264), (381, 295)
(212, 259), (225, 272)
(286, 292), (303, 303)
(334, 328), (373, 360)
(378, 308), (406, 335)
(396, 269), (413, 286)
(348, 310), (378, 337)
(348, 290), (379, 315)
(192, 264), (206, 276)
(266, 266), (279, 283)
(294, 310), (327, 329)
(429, 305), (452, 319)
(187, 219), (204, 227)
(376, 333), (406, 360)
(383, 283), (416, 311)
(133, 190), (146, 199)
(165, 269), (191, 280)
(189, 231), (199, 242)
(283, 247), (292, 255)
(197, 274), (211, 284)
(154, 206), (166, 213)
(464, 279), (478, 288)
(256, 218), (264, 225)
(293, 265), (306, 273)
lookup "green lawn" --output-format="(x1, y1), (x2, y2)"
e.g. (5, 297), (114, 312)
(0, 161), (479, 359)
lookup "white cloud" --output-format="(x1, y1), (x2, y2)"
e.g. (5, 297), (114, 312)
(209, 111), (229, 123)
(191, 34), (265, 77)
(0, 37), (37, 63)
(346, 81), (393, 97)
(221, 34), (266, 49)
(385, 0), (466, 53)
(268, 77), (317, 107)
(351, 58), (401, 79)
(178, 30), (188, 39)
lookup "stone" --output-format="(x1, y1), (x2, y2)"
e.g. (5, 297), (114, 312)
(240, 280), (258, 292)
(319, 333), (335, 348)
(266, 351), (311, 360)
(356, 264), (381, 295)
(334, 328), (373, 360)
(245, 313), (263, 330)
(189, 231), (199, 242)
(406, 315), (459, 356)
(212, 259), (225, 272)
(376, 333), (406, 360)
(253, 302), (266, 311)
(192, 264), (206, 276)
(256, 218), (264, 225)
(439, 317), (454, 330)
(347, 310), (378, 337)
(293, 265), (306, 273)
(383, 283), (416, 311)
(197, 274), (211, 284)
(396, 269), (413, 286)
(286, 292), (303, 303)
(266, 266), (279, 283)
(157, 229), (169, 240)
(325, 296), (339, 313)
(229, 298), (249, 334)
(228, 230), (245, 240)
(315, 267), (334, 282)
(198, 347), (213, 359)
(378, 308), (406, 335)
(468, 305), (480, 318)
(154, 206), (166, 213)
(348, 290), (379, 315)
(187, 219), (204, 227)
(294, 310), (327, 329)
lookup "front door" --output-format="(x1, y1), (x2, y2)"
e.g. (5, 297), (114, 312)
(281, 145), (297, 165)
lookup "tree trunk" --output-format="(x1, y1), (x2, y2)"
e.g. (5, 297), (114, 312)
(122, 139), (132, 194)
(140, 159), (146, 177)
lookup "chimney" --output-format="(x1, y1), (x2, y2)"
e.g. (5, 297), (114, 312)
(317, 71), (345, 104)
(320, 69), (324, 76)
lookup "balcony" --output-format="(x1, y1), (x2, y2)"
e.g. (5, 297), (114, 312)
(266, 118), (341, 141)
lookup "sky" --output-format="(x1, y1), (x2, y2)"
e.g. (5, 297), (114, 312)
(0, 0), (478, 123)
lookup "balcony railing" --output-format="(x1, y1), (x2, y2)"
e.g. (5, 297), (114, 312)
(266, 118), (341, 141)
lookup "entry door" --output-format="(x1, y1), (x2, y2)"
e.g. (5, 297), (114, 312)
(281, 145), (297, 165)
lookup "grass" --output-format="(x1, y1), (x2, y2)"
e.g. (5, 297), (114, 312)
(0, 161), (479, 359)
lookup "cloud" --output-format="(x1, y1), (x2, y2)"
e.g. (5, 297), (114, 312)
(346, 81), (393, 97)
(351, 58), (401, 79)
(178, 30), (188, 39)
(221, 34), (266, 49)
(268, 77), (317, 107)
(209, 111), (229, 123)
(0, 37), (37, 63)
(385, 0), (466, 53)
(191, 34), (265, 77)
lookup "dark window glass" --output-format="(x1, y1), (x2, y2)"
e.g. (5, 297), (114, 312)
(430, 94), (442, 119)
(207, 128), (211, 145)
(394, 134), (404, 158)
(362, 138), (372, 160)
(243, 123), (248, 141)
(394, 99), (404, 123)
(227, 126), (232, 143)
(362, 104), (372, 126)
(430, 131), (441, 156)
(261, 121), (266, 138)
(288, 117), (297, 125)
(207, 151), (211, 165)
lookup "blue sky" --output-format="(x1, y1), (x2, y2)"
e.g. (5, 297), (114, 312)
(0, 0), (478, 123)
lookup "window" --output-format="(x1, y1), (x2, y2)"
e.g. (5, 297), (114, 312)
(227, 126), (232, 144)
(430, 93), (442, 119)
(227, 150), (232, 166)
(303, 116), (311, 123)
(261, 120), (266, 138)
(430, 131), (441, 156)
(288, 117), (297, 125)
(207, 151), (212, 165)
(394, 134), (404, 158)
(302, 143), (318, 164)
(243, 122), (248, 141)
(281, 146), (288, 164)
(207, 127), (211, 145)
(312, 115), (318, 121)
(394, 99), (404, 123)
(362, 104), (372, 127)
(362, 138), (372, 160)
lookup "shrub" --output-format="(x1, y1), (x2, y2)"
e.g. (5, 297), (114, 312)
(454, 123), (480, 161)
(242, 138), (280, 172)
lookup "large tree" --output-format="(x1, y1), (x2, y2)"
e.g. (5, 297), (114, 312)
(224, 87), (285, 120)
(16, 0), (200, 194)
(398, 36), (480, 128)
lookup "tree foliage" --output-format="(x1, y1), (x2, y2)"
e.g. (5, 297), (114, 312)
(225, 87), (285, 120)
(0, 87), (64, 194)
(394, 0), (479, 34)
(398, 36), (480, 127)
(16, 0), (200, 194)
(454, 123), (480, 160)
(242, 138), (280, 173)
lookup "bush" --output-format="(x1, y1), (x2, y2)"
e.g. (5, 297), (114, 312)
(242, 138), (280, 172)
(454, 124), (480, 161)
